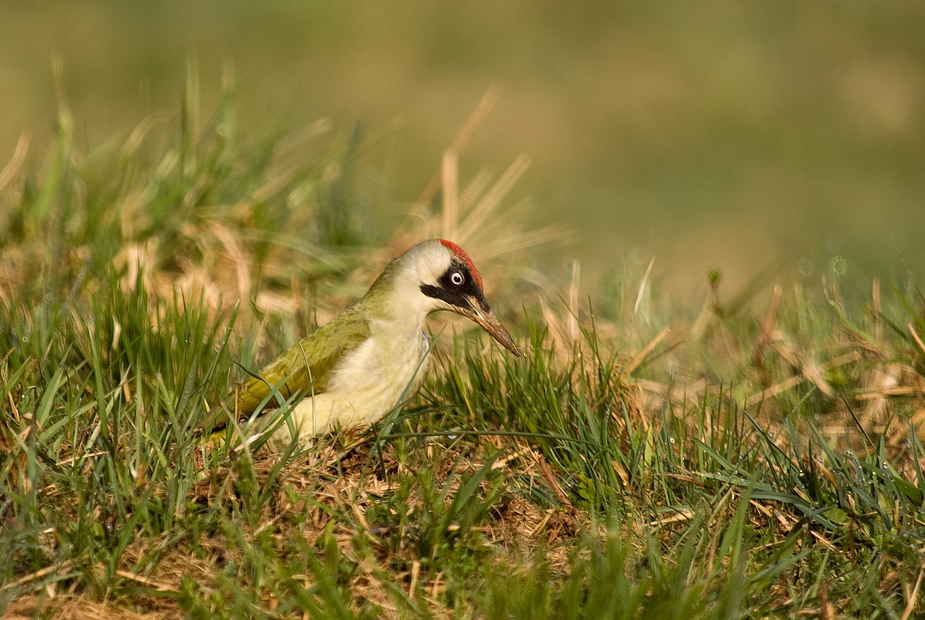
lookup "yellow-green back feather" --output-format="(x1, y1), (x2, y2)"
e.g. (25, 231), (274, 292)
(203, 306), (372, 434)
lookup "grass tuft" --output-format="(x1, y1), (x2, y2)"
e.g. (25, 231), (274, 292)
(2, 92), (925, 618)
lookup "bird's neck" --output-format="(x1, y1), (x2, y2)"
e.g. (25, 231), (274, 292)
(360, 265), (434, 333)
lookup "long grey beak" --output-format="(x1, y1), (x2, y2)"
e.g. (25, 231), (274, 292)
(462, 304), (522, 356)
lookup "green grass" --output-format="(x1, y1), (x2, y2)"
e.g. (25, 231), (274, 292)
(2, 97), (925, 619)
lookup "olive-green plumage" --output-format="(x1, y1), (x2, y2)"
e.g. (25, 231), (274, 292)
(204, 275), (384, 433)
(233, 309), (371, 415)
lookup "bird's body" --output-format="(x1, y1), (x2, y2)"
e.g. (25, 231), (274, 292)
(206, 239), (519, 449)
(268, 299), (432, 444)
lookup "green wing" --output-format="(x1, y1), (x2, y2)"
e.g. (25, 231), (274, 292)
(203, 309), (371, 433)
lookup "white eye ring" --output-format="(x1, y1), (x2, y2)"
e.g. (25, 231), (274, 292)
(450, 271), (465, 286)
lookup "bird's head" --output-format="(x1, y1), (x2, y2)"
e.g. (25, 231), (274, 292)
(383, 238), (521, 356)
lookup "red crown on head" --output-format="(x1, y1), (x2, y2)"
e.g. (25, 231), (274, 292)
(438, 239), (483, 289)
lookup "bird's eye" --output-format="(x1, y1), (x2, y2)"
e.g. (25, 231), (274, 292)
(450, 271), (465, 286)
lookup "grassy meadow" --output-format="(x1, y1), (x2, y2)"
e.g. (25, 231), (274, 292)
(2, 94), (925, 619)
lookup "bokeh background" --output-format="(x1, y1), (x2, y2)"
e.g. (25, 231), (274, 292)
(2, 1), (924, 294)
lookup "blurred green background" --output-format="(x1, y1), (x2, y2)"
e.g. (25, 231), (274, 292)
(2, 0), (924, 293)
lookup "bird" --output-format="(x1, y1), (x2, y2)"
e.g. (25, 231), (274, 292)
(204, 238), (520, 449)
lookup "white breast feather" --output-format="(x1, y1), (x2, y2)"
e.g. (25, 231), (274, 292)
(267, 325), (430, 448)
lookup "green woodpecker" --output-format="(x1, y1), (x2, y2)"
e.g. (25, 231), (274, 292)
(206, 238), (520, 448)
